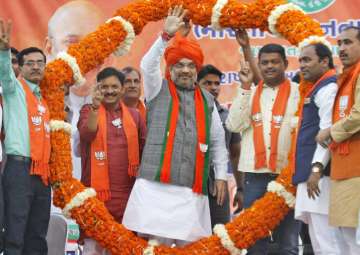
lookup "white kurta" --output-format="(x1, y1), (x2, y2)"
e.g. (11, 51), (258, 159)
(226, 81), (300, 174)
(122, 36), (228, 242)
(294, 82), (338, 223)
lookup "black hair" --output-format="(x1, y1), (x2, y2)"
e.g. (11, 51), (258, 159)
(197, 64), (223, 82)
(17, 47), (46, 66)
(258, 43), (287, 63)
(292, 72), (301, 83)
(122, 66), (142, 80)
(342, 26), (360, 41)
(311, 43), (335, 69)
(10, 47), (19, 56)
(96, 67), (125, 85)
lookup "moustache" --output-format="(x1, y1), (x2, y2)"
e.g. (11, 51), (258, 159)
(265, 69), (276, 73)
(104, 93), (118, 97)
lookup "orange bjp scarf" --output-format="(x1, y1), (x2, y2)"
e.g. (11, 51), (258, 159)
(251, 79), (291, 171)
(90, 102), (140, 201)
(137, 100), (146, 123)
(155, 32), (210, 194)
(331, 61), (360, 155)
(154, 79), (210, 195)
(20, 79), (51, 186)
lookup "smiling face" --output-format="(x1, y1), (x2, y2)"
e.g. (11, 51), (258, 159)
(299, 45), (329, 83)
(338, 28), (360, 69)
(258, 52), (287, 87)
(99, 75), (124, 106)
(170, 58), (198, 89)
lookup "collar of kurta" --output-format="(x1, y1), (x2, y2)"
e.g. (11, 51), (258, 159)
(23, 78), (41, 98)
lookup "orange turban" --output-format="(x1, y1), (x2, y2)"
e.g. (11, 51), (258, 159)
(164, 33), (204, 75)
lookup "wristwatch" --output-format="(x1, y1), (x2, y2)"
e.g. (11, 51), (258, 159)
(311, 162), (324, 174)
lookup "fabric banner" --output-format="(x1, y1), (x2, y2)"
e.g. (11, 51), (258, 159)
(0, 0), (359, 103)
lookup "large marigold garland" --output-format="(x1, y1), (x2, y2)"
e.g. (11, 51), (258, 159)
(39, 0), (327, 254)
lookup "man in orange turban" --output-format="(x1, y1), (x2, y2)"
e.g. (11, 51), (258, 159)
(123, 6), (228, 246)
(164, 32), (204, 75)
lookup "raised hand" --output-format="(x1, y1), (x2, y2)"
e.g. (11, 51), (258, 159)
(238, 60), (253, 89)
(235, 28), (250, 49)
(179, 16), (192, 37)
(0, 18), (12, 50)
(164, 6), (188, 36)
(91, 85), (104, 110)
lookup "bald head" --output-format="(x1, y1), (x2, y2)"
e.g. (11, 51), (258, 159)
(46, 0), (105, 59)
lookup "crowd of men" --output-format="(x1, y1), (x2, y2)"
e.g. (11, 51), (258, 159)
(0, 1), (359, 255)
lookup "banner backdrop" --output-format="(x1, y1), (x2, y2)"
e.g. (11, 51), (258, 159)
(0, 0), (359, 103)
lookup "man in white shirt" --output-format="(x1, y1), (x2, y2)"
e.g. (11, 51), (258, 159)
(122, 6), (228, 246)
(293, 42), (342, 254)
(226, 44), (301, 254)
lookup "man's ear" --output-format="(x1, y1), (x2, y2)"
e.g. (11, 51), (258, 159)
(44, 36), (53, 56)
(321, 57), (330, 69)
(284, 59), (289, 69)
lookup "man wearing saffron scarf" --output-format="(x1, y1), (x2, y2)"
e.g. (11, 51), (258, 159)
(293, 43), (342, 254)
(121, 66), (146, 123)
(78, 67), (146, 254)
(122, 6), (228, 245)
(226, 44), (301, 254)
(317, 26), (360, 254)
(0, 19), (51, 255)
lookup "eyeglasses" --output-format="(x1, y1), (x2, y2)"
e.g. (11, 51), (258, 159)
(23, 60), (46, 68)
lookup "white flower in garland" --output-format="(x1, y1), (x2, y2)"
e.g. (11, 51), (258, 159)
(298, 35), (333, 52)
(106, 16), (135, 56)
(56, 51), (86, 88)
(143, 239), (159, 255)
(211, 0), (228, 31)
(268, 3), (304, 38)
(63, 188), (97, 218)
(214, 224), (247, 255)
(267, 181), (295, 208)
(49, 120), (72, 135)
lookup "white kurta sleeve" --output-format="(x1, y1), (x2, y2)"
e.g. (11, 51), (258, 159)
(210, 105), (228, 181)
(226, 86), (253, 133)
(140, 36), (168, 101)
(311, 82), (338, 166)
